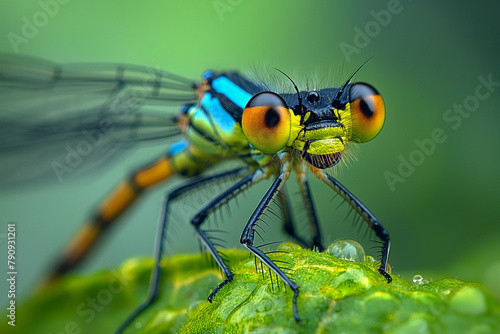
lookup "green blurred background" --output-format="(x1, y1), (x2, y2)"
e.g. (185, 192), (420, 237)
(1, 0), (499, 305)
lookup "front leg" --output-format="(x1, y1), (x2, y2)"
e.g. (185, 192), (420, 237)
(240, 159), (301, 321)
(115, 167), (249, 334)
(311, 167), (392, 283)
(190, 169), (269, 302)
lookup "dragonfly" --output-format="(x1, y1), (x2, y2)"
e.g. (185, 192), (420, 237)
(0, 54), (391, 332)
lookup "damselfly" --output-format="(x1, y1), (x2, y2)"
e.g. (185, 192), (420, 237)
(0, 54), (391, 332)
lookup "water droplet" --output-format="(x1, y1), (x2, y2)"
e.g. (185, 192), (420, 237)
(412, 274), (423, 283)
(325, 239), (365, 262)
(412, 274), (428, 285)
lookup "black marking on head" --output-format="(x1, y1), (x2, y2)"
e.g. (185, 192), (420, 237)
(302, 106), (341, 127)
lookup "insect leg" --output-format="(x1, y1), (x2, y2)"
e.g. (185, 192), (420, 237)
(240, 171), (301, 321)
(296, 172), (324, 251)
(116, 167), (250, 333)
(311, 167), (392, 283)
(190, 169), (268, 302)
(276, 189), (310, 248)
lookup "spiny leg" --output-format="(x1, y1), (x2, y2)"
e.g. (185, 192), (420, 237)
(276, 188), (310, 248)
(276, 187), (311, 248)
(190, 170), (268, 302)
(296, 169), (323, 251)
(311, 167), (392, 283)
(240, 172), (301, 322)
(115, 167), (249, 334)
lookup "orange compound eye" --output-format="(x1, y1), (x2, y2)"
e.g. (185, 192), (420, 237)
(349, 83), (385, 143)
(242, 92), (291, 154)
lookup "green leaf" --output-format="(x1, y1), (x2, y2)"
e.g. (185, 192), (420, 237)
(5, 243), (500, 333)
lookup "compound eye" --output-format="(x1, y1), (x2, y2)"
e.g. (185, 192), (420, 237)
(349, 83), (385, 142)
(242, 92), (291, 153)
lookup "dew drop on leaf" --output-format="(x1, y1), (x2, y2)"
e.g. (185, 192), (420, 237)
(412, 274), (429, 285)
(325, 239), (365, 262)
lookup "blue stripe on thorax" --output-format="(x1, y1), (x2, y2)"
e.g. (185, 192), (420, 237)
(211, 76), (252, 109)
(167, 139), (189, 156)
(200, 92), (236, 133)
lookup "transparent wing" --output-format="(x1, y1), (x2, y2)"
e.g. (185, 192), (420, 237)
(0, 54), (197, 186)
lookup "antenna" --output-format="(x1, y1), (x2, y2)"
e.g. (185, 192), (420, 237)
(274, 68), (304, 113)
(334, 56), (374, 102)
